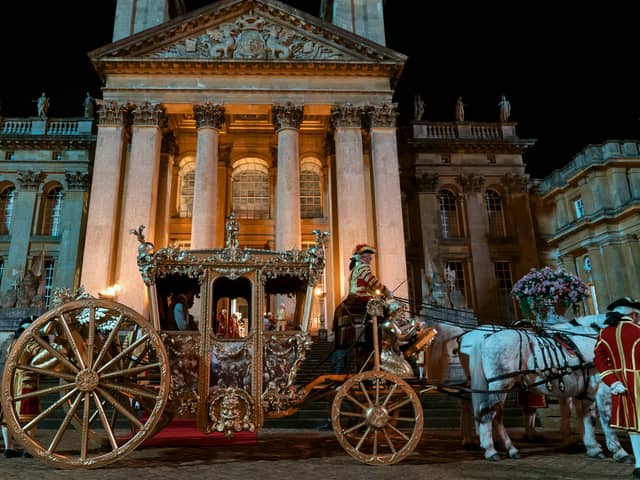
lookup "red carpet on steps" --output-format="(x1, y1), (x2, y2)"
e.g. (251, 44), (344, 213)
(141, 418), (257, 447)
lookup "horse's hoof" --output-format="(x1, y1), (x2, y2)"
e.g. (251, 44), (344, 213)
(588, 452), (607, 460)
(486, 453), (501, 461)
(509, 451), (522, 460)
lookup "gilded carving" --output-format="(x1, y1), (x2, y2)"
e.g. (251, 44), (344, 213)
(206, 387), (255, 437)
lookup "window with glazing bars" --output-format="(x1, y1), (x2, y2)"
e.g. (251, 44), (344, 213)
(179, 165), (195, 218)
(494, 261), (515, 320)
(300, 170), (321, 218)
(44, 258), (55, 308)
(41, 187), (64, 236)
(0, 186), (15, 235)
(232, 171), (270, 219)
(446, 261), (466, 301)
(439, 190), (460, 238)
(485, 189), (506, 238)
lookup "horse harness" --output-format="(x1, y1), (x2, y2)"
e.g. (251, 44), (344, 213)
(484, 322), (599, 398)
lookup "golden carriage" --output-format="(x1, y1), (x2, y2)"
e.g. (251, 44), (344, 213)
(1, 226), (432, 469)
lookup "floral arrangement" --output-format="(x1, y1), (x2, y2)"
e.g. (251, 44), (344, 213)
(511, 266), (589, 319)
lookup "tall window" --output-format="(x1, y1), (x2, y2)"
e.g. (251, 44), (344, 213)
(439, 189), (461, 238)
(300, 161), (322, 218)
(485, 189), (506, 238)
(0, 258), (4, 288)
(232, 161), (270, 219)
(40, 186), (64, 236)
(574, 197), (585, 219)
(0, 185), (16, 235)
(494, 261), (515, 321)
(43, 258), (55, 308)
(179, 162), (195, 218)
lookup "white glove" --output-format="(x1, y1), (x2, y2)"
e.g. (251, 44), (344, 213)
(610, 381), (627, 395)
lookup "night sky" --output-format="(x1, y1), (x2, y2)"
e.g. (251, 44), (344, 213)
(1, 1), (637, 179)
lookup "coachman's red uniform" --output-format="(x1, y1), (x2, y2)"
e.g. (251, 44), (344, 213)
(594, 320), (640, 432)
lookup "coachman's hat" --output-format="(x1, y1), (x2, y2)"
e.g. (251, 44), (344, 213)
(607, 296), (640, 312)
(354, 244), (376, 255)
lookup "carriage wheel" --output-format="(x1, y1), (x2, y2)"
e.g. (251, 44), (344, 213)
(331, 370), (423, 465)
(1, 298), (170, 469)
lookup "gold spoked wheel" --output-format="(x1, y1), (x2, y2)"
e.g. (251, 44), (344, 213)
(1, 298), (170, 469)
(331, 370), (423, 465)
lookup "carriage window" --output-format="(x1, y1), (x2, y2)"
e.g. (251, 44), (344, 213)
(494, 261), (515, 321)
(156, 274), (201, 331)
(485, 189), (506, 238)
(264, 274), (307, 332)
(213, 276), (252, 338)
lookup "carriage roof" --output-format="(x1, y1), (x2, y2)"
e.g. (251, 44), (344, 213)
(131, 226), (329, 290)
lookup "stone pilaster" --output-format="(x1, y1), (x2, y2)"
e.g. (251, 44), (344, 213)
(191, 103), (225, 249)
(116, 102), (166, 314)
(55, 171), (91, 291)
(273, 102), (303, 250)
(331, 103), (367, 297)
(81, 101), (129, 298)
(155, 131), (178, 248)
(3, 171), (46, 292)
(367, 103), (407, 298)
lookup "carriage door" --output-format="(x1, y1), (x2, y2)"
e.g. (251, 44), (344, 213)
(198, 272), (261, 434)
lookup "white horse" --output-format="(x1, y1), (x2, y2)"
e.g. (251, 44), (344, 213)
(467, 314), (630, 461)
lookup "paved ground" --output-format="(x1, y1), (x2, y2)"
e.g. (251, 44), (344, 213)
(0, 428), (635, 480)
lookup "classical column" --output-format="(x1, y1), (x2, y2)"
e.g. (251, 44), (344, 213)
(331, 103), (367, 297)
(4, 170), (46, 289)
(81, 101), (129, 297)
(155, 131), (178, 248)
(272, 102), (303, 250)
(116, 102), (166, 313)
(191, 103), (225, 249)
(55, 171), (90, 290)
(586, 245), (608, 312)
(367, 103), (407, 298)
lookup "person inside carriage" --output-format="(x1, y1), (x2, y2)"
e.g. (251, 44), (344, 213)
(331, 244), (392, 373)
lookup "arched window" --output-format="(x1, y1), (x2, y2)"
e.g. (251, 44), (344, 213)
(0, 185), (16, 235)
(439, 189), (461, 238)
(179, 162), (195, 218)
(485, 189), (506, 238)
(40, 185), (64, 236)
(300, 159), (322, 218)
(232, 160), (270, 219)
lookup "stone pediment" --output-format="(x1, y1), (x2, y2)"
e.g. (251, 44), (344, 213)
(90, 0), (406, 80)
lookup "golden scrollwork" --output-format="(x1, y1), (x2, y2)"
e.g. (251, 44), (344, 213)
(206, 387), (255, 438)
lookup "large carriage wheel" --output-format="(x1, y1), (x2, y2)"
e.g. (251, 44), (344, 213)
(331, 370), (423, 465)
(1, 298), (170, 469)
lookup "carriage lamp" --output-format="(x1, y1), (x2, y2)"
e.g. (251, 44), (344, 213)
(99, 284), (121, 300)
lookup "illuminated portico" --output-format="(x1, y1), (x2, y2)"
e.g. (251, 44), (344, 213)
(81, 0), (408, 319)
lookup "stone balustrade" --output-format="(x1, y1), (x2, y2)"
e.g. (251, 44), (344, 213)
(412, 121), (517, 140)
(0, 117), (94, 136)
